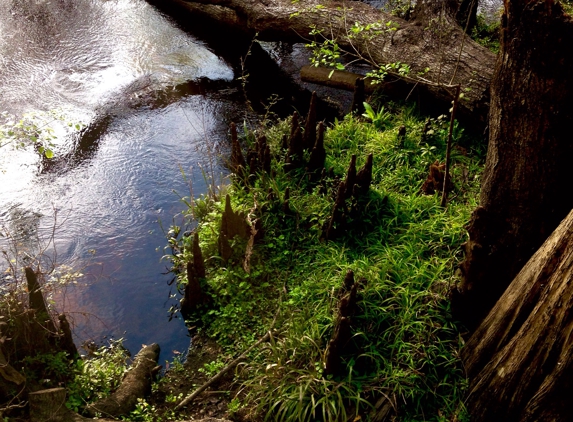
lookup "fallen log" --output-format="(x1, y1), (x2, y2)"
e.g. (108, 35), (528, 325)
(461, 207), (573, 421)
(300, 66), (378, 93)
(85, 343), (160, 418)
(151, 0), (496, 125)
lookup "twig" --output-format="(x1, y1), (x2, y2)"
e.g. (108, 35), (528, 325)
(441, 84), (461, 208)
(0, 400), (28, 413)
(450, 0), (477, 85)
(175, 330), (272, 410)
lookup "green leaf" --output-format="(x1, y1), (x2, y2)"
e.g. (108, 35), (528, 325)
(44, 149), (54, 159)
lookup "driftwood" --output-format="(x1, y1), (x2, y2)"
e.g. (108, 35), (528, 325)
(301, 66), (379, 94)
(86, 343), (160, 418)
(156, 0), (495, 125)
(461, 208), (573, 421)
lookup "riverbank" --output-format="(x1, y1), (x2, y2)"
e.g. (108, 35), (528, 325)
(157, 95), (485, 421)
(1, 93), (484, 421)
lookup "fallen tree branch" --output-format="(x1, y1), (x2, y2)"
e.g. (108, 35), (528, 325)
(441, 84), (460, 207)
(175, 331), (272, 410)
(151, 0), (496, 125)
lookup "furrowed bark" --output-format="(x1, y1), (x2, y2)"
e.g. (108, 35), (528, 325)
(462, 208), (573, 421)
(455, 0), (573, 329)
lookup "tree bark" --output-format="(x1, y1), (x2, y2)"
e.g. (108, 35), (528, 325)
(150, 0), (496, 125)
(454, 0), (573, 330)
(462, 207), (573, 422)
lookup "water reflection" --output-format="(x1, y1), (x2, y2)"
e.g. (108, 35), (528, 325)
(0, 0), (236, 358)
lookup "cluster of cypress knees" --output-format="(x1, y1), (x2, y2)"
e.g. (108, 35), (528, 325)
(180, 92), (376, 377)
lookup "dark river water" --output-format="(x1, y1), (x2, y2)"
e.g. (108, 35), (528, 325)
(0, 0), (245, 359)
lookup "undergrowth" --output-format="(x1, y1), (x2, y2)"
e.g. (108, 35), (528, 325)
(167, 101), (484, 421)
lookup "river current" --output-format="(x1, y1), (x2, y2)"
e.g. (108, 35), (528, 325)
(0, 0), (239, 358)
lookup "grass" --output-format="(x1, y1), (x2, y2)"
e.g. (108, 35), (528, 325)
(167, 101), (484, 421)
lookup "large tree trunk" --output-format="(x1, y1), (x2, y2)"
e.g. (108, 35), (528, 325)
(454, 0), (573, 330)
(461, 207), (573, 421)
(149, 0), (496, 125)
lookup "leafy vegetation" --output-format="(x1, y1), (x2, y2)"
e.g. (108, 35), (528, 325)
(471, 14), (501, 54)
(166, 99), (485, 421)
(66, 339), (130, 413)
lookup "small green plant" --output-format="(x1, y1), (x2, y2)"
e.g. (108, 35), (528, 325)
(362, 102), (393, 130)
(125, 398), (156, 422)
(198, 359), (226, 377)
(390, 0), (415, 18)
(471, 14), (501, 53)
(228, 397), (243, 415)
(305, 18), (410, 82)
(21, 351), (73, 387)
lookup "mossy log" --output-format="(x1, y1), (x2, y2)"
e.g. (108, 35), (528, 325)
(85, 343), (160, 418)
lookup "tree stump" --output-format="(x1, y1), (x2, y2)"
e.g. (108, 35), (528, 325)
(29, 388), (68, 422)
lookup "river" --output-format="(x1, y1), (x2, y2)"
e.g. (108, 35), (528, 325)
(0, 0), (245, 359)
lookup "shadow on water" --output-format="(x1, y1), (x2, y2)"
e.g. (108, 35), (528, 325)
(42, 77), (236, 173)
(147, 0), (343, 118)
(41, 26), (341, 175)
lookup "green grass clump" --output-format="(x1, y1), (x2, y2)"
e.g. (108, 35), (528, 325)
(168, 102), (484, 421)
(471, 14), (501, 54)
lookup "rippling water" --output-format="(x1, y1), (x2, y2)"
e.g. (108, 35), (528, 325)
(0, 0), (237, 358)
